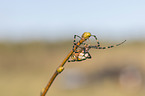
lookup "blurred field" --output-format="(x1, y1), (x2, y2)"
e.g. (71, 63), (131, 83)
(0, 40), (145, 96)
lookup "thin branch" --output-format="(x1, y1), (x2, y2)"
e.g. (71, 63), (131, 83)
(40, 35), (88, 96)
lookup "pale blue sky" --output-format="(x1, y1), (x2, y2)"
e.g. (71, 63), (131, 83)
(0, 0), (145, 41)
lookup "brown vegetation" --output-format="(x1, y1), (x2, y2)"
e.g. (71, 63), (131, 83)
(0, 40), (145, 96)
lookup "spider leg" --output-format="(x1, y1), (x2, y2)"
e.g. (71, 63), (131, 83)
(73, 35), (81, 45)
(91, 35), (100, 47)
(68, 59), (76, 62)
(68, 59), (75, 62)
(89, 40), (126, 49)
(72, 35), (81, 52)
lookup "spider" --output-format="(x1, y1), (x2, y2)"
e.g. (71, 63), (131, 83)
(68, 44), (91, 62)
(68, 34), (126, 62)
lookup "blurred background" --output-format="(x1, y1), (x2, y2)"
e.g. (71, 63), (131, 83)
(0, 0), (145, 96)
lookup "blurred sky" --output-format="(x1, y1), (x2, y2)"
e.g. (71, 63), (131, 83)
(0, 0), (145, 42)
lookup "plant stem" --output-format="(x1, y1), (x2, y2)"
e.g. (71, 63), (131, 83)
(41, 39), (85, 96)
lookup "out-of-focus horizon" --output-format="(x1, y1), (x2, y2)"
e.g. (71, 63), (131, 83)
(1, 0), (145, 42)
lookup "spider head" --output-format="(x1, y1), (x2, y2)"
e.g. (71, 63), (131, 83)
(82, 32), (91, 39)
